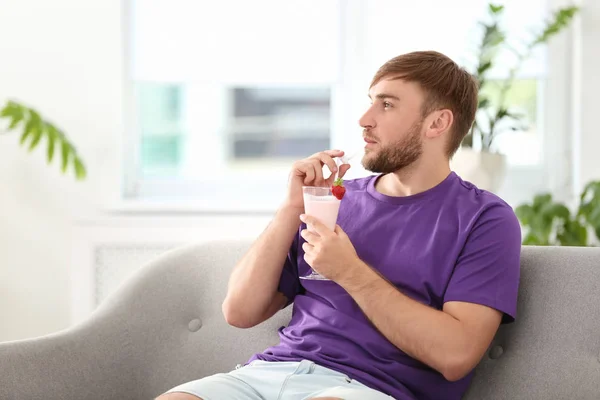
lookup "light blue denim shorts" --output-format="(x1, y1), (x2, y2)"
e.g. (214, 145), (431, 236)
(164, 359), (393, 400)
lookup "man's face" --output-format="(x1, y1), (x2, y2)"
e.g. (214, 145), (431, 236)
(359, 78), (426, 173)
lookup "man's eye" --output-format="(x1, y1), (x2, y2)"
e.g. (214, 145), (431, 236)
(383, 101), (392, 109)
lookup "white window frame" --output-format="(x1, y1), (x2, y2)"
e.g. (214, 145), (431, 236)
(119, 0), (575, 212)
(499, 0), (577, 206)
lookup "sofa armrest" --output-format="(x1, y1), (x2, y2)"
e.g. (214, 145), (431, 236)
(0, 240), (290, 400)
(0, 311), (137, 400)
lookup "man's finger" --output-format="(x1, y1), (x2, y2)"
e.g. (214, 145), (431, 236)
(322, 149), (344, 157)
(301, 162), (316, 185)
(300, 228), (320, 244)
(337, 163), (352, 179)
(302, 242), (313, 254)
(300, 214), (334, 237)
(333, 224), (348, 238)
(312, 153), (338, 178)
(309, 159), (325, 184)
(325, 161), (352, 186)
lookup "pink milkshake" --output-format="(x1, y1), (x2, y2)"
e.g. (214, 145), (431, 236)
(302, 187), (341, 231)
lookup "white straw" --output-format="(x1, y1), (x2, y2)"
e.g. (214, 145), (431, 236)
(335, 150), (360, 180)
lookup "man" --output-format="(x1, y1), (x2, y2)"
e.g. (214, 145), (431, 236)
(158, 51), (522, 400)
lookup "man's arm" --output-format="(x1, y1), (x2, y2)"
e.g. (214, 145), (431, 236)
(340, 267), (502, 382)
(222, 206), (301, 329)
(222, 149), (349, 329)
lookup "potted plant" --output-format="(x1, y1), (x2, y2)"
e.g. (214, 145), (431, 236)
(451, 3), (579, 192)
(515, 181), (600, 246)
(1, 100), (86, 180)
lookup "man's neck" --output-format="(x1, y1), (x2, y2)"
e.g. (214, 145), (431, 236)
(374, 158), (451, 197)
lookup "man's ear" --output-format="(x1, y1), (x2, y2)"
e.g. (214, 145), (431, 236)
(425, 109), (453, 139)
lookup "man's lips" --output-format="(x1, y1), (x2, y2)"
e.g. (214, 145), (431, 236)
(364, 137), (377, 144)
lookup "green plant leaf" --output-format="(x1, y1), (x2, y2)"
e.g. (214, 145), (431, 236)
(461, 132), (473, 148)
(4, 102), (25, 129)
(481, 25), (505, 49)
(489, 31), (506, 47)
(515, 204), (534, 225)
(580, 192), (600, 243)
(23, 109), (44, 150)
(557, 219), (588, 246)
(46, 125), (58, 163)
(532, 6), (579, 45)
(495, 107), (525, 123)
(478, 97), (490, 110)
(8, 115), (24, 129)
(580, 181), (600, 204)
(532, 193), (552, 211)
(517, 178), (600, 246)
(73, 157), (87, 180)
(544, 203), (570, 221)
(28, 123), (44, 151)
(20, 113), (35, 145)
(61, 140), (70, 173)
(586, 208), (600, 233)
(3, 101), (86, 182)
(578, 181), (600, 232)
(477, 61), (493, 76)
(0, 101), (20, 118)
(523, 232), (544, 246)
(530, 217), (553, 244)
(515, 192), (576, 246)
(489, 4), (504, 14)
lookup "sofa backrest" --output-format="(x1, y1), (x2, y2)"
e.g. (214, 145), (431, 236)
(463, 246), (600, 399)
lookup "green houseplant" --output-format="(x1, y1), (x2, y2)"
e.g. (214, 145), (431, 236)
(515, 181), (600, 246)
(452, 3), (578, 193)
(465, 3), (579, 150)
(1, 100), (86, 180)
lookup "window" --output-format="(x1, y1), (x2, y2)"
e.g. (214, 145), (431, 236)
(125, 0), (568, 209)
(228, 87), (331, 161)
(126, 0), (340, 208)
(137, 82), (184, 177)
(481, 78), (541, 166)
(135, 83), (331, 178)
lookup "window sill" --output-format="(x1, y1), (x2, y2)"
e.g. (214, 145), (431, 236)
(103, 198), (281, 216)
(111, 165), (548, 216)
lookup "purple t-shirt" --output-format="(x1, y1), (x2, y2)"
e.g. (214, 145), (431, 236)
(249, 172), (521, 400)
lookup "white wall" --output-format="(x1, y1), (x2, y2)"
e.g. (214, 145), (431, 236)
(0, 0), (124, 341)
(577, 0), (600, 192)
(0, 1), (272, 342)
(0, 0), (598, 342)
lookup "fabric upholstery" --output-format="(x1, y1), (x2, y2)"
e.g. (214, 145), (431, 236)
(463, 245), (600, 399)
(0, 242), (598, 399)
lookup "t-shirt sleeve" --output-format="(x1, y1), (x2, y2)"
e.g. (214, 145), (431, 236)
(277, 232), (304, 307)
(444, 203), (522, 323)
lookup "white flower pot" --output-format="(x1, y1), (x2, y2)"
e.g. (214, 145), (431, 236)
(450, 147), (507, 193)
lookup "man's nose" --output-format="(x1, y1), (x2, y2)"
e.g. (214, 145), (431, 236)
(358, 108), (375, 129)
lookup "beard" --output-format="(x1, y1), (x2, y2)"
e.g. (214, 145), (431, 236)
(362, 120), (423, 174)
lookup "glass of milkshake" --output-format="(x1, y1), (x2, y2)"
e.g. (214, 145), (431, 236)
(300, 186), (341, 280)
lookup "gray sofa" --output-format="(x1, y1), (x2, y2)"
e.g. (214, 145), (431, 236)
(1, 241), (599, 400)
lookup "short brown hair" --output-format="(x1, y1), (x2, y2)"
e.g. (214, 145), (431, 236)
(371, 51), (478, 157)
